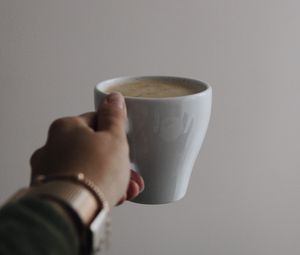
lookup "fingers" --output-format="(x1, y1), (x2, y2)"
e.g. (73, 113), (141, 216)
(79, 93), (127, 133)
(48, 117), (85, 136)
(116, 170), (145, 206)
(126, 170), (144, 200)
(130, 169), (145, 192)
(126, 180), (141, 200)
(96, 93), (127, 135)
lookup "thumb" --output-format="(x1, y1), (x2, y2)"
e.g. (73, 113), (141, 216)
(96, 92), (127, 134)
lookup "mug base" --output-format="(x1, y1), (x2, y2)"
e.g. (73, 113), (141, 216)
(130, 192), (186, 205)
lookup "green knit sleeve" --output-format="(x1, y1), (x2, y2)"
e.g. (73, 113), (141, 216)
(0, 196), (79, 255)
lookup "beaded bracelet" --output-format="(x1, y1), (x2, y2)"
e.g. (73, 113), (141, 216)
(32, 173), (110, 212)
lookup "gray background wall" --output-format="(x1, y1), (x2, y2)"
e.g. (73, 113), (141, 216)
(0, 1), (300, 254)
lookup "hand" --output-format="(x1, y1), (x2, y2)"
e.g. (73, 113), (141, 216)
(30, 93), (144, 208)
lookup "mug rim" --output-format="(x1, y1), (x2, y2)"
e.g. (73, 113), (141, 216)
(95, 75), (212, 101)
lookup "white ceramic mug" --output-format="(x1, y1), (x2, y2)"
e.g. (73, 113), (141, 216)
(94, 76), (212, 204)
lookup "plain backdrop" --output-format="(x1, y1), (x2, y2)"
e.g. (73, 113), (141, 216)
(0, 1), (300, 255)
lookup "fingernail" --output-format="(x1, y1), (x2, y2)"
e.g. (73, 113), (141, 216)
(106, 93), (124, 109)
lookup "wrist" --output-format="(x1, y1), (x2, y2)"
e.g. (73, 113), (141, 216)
(31, 179), (99, 224)
(8, 176), (111, 254)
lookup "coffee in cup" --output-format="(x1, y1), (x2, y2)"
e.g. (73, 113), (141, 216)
(104, 79), (202, 98)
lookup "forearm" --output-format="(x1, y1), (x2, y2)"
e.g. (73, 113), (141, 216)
(0, 196), (79, 255)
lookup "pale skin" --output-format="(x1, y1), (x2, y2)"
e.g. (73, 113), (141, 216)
(30, 92), (144, 209)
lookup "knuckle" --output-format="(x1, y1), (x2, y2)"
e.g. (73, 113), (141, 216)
(49, 117), (80, 134)
(30, 148), (43, 168)
(49, 118), (67, 132)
